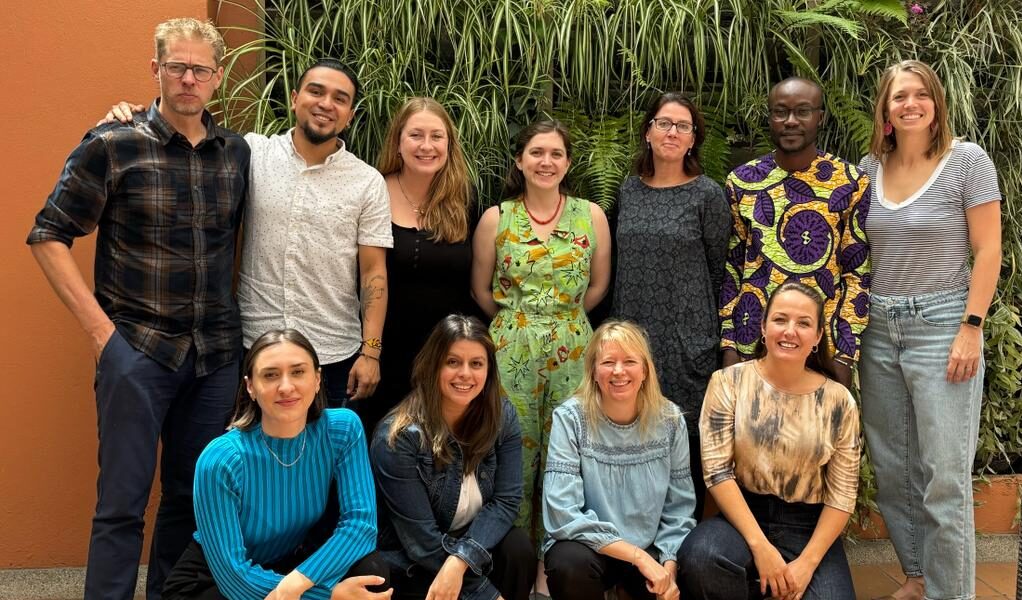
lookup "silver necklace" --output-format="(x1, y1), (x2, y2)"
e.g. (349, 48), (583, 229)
(260, 430), (306, 468)
(397, 174), (424, 215)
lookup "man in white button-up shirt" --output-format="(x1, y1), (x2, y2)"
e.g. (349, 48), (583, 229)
(237, 59), (392, 408)
(105, 59), (393, 412)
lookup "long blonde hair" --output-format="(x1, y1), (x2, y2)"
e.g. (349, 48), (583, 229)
(575, 320), (676, 439)
(869, 60), (953, 160)
(378, 98), (471, 243)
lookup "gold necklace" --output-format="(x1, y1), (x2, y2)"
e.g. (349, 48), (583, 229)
(397, 174), (424, 215)
(260, 430), (307, 468)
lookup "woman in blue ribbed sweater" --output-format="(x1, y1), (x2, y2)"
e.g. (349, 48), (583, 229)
(162, 329), (391, 600)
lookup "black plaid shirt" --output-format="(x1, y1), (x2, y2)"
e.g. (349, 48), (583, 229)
(27, 101), (249, 376)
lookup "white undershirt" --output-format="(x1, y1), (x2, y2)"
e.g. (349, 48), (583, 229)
(450, 472), (483, 531)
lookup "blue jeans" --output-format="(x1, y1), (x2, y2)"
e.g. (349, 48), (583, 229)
(321, 352), (357, 408)
(678, 492), (855, 600)
(89, 330), (237, 600)
(861, 289), (982, 600)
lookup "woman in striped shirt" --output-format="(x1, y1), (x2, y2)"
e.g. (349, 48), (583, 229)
(859, 60), (1002, 600)
(162, 329), (390, 600)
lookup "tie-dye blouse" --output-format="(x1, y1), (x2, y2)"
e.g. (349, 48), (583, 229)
(699, 362), (860, 513)
(718, 151), (871, 362)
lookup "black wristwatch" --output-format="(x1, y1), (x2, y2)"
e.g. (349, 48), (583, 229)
(961, 314), (983, 328)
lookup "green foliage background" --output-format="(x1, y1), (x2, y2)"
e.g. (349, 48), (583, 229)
(217, 0), (1022, 525)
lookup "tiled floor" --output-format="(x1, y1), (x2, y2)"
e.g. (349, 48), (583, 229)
(851, 563), (1017, 599)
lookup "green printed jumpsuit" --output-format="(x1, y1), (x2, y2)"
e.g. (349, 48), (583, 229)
(490, 196), (596, 545)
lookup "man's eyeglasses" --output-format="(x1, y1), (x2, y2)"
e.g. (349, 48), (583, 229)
(769, 107), (822, 122)
(649, 118), (696, 135)
(161, 62), (217, 82)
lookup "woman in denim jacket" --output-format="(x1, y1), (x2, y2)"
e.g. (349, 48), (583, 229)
(372, 315), (535, 600)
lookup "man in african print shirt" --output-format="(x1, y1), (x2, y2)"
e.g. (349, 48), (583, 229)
(719, 77), (870, 389)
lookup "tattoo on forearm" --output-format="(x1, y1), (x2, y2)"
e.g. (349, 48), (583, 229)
(360, 274), (385, 319)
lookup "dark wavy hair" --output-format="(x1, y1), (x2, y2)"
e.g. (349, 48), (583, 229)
(386, 314), (503, 473)
(229, 329), (327, 430)
(633, 92), (705, 178)
(754, 281), (834, 379)
(502, 119), (573, 199)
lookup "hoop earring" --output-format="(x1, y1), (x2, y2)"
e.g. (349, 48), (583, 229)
(812, 344), (819, 353)
(883, 121), (893, 136)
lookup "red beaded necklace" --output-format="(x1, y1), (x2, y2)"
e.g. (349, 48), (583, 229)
(523, 193), (564, 226)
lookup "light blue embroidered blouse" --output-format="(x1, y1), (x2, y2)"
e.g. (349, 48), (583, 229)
(542, 397), (697, 562)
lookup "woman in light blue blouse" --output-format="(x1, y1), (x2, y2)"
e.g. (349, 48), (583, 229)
(162, 329), (389, 600)
(542, 320), (695, 600)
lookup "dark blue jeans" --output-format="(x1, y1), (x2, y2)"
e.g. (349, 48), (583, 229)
(89, 330), (237, 600)
(320, 352), (358, 408)
(322, 352), (392, 438)
(679, 492), (854, 600)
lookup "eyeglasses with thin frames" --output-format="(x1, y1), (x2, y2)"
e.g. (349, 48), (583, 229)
(649, 118), (695, 135)
(160, 62), (217, 83)
(769, 106), (822, 122)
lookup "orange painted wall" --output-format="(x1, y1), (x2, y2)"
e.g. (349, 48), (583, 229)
(0, 0), (212, 568)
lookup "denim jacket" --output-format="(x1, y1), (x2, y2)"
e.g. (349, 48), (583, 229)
(371, 399), (523, 600)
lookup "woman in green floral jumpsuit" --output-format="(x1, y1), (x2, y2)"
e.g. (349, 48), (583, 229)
(472, 121), (612, 566)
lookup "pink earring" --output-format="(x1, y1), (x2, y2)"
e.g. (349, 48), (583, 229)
(930, 121), (937, 132)
(883, 121), (893, 136)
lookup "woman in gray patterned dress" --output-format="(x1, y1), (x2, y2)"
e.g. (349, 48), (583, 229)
(611, 92), (731, 518)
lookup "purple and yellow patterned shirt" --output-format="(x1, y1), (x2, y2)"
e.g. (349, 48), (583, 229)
(719, 151), (870, 362)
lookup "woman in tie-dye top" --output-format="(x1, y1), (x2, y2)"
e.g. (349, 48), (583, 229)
(681, 282), (859, 600)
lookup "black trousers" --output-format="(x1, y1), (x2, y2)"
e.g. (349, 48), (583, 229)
(545, 540), (668, 600)
(163, 539), (390, 600)
(689, 427), (708, 521)
(390, 527), (534, 600)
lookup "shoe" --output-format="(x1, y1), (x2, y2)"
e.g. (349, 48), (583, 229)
(530, 592), (552, 600)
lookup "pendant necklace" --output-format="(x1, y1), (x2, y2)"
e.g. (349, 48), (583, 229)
(397, 174), (424, 215)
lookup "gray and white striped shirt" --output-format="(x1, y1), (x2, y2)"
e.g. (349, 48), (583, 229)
(859, 141), (1000, 296)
